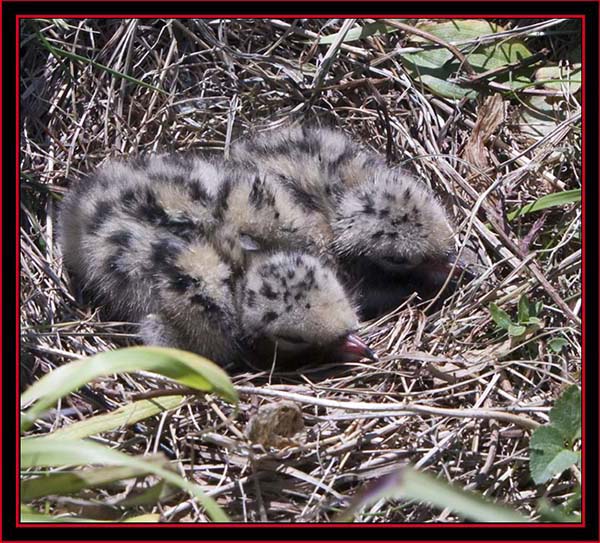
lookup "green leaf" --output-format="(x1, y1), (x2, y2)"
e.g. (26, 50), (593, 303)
(21, 459), (165, 500)
(21, 437), (229, 522)
(524, 317), (542, 326)
(517, 295), (530, 322)
(318, 21), (402, 44)
(489, 303), (512, 330)
(548, 338), (569, 353)
(33, 395), (185, 441)
(507, 189), (581, 221)
(21, 346), (237, 429)
(529, 426), (580, 484)
(537, 499), (581, 523)
(508, 323), (527, 337)
(535, 65), (581, 94)
(400, 20), (533, 100)
(549, 385), (581, 444)
(409, 71), (477, 99)
(337, 466), (527, 522)
(118, 479), (174, 508)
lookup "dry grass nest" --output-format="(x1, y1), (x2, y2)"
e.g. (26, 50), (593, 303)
(20, 18), (582, 522)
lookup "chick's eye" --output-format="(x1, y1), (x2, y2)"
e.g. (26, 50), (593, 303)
(382, 255), (409, 266)
(276, 334), (307, 345)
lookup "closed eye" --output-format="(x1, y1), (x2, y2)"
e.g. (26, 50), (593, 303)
(275, 334), (308, 345)
(381, 255), (409, 266)
(374, 255), (417, 273)
(272, 334), (311, 352)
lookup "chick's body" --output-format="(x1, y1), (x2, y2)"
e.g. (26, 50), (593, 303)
(231, 126), (382, 216)
(231, 126), (456, 317)
(211, 164), (334, 270)
(59, 155), (372, 367)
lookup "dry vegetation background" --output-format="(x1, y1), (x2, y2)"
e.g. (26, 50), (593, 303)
(20, 18), (582, 522)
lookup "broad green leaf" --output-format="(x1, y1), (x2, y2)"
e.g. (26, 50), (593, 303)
(516, 94), (567, 139)
(401, 20), (533, 100)
(508, 324), (527, 337)
(535, 65), (581, 94)
(549, 385), (581, 444)
(410, 72), (477, 99)
(21, 346), (237, 429)
(548, 338), (569, 353)
(524, 317), (542, 327)
(337, 466), (527, 522)
(489, 303), (512, 330)
(21, 459), (164, 500)
(414, 20), (500, 44)
(530, 448), (580, 485)
(529, 425), (580, 484)
(318, 21), (402, 44)
(35, 395), (185, 441)
(507, 189), (581, 221)
(21, 438), (229, 522)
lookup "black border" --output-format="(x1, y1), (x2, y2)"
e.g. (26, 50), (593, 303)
(4, 1), (599, 541)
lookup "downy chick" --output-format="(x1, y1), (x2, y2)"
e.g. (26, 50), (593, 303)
(232, 126), (457, 317)
(59, 155), (221, 318)
(237, 252), (375, 368)
(231, 125), (383, 217)
(59, 157), (375, 367)
(332, 166), (455, 317)
(144, 249), (375, 368)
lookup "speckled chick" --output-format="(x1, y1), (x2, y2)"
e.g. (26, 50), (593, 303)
(231, 125), (384, 217)
(59, 157), (375, 367)
(143, 249), (375, 368)
(59, 155), (223, 317)
(332, 166), (455, 317)
(231, 126), (456, 317)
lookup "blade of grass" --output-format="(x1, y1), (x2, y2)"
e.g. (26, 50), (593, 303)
(21, 346), (237, 431)
(317, 21), (402, 44)
(507, 189), (581, 221)
(337, 466), (528, 522)
(28, 395), (186, 441)
(21, 437), (229, 522)
(21, 459), (165, 500)
(35, 27), (168, 96)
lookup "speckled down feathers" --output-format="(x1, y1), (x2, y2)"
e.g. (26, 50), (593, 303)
(58, 153), (359, 366)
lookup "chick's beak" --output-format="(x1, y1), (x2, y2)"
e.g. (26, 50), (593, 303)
(333, 333), (378, 362)
(418, 252), (476, 288)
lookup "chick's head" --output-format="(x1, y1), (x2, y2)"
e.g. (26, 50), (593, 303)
(332, 167), (454, 275)
(238, 253), (375, 366)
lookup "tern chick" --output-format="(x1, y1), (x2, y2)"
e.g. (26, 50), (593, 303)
(232, 126), (457, 317)
(58, 158), (376, 367)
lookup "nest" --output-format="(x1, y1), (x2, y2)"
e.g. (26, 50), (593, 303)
(20, 18), (581, 522)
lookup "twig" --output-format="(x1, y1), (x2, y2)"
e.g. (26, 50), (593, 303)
(235, 385), (540, 430)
